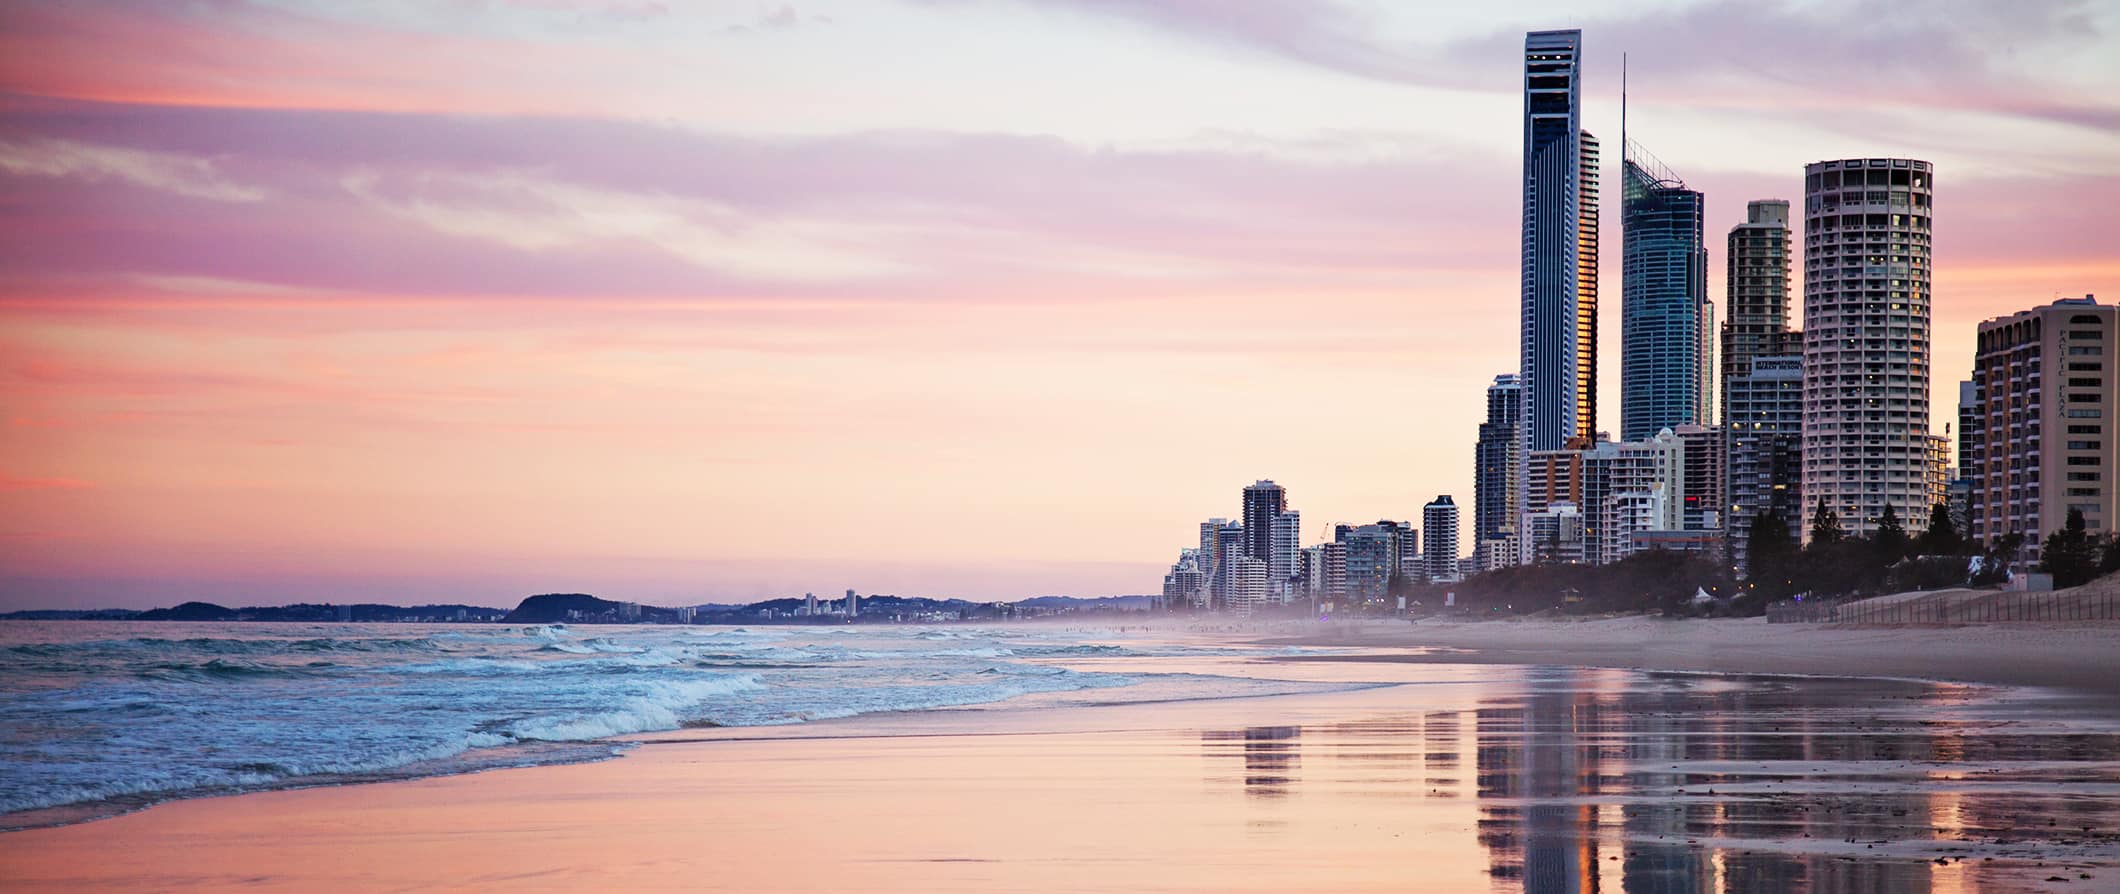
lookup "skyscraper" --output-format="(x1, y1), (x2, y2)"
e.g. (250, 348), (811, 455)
(1520, 29), (1586, 458)
(1269, 510), (1302, 600)
(1620, 140), (1711, 440)
(1474, 374), (1523, 565)
(1801, 158), (1936, 538)
(1212, 523), (1238, 605)
(1423, 496), (1462, 584)
(1241, 480), (1286, 564)
(1970, 296), (2117, 563)
(1577, 132), (1602, 442)
(1722, 200), (1794, 421)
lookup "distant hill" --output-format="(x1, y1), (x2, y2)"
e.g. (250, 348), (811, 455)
(5, 591), (1154, 624)
(505, 593), (629, 623)
(134, 601), (237, 621)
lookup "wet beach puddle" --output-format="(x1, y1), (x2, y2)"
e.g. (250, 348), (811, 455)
(1198, 668), (2120, 893)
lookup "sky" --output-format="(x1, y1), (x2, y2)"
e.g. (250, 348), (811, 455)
(1, 0), (2116, 609)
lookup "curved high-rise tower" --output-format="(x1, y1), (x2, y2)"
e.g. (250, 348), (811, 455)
(1800, 158), (1936, 538)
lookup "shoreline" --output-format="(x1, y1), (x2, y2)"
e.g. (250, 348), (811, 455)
(4, 657), (2116, 892)
(1258, 614), (2120, 700)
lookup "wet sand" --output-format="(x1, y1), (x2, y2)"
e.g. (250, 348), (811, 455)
(1270, 616), (2120, 698)
(4, 651), (2118, 893)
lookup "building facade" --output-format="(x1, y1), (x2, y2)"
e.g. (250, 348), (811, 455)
(1801, 157), (1937, 538)
(1592, 429), (1686, 564)
(1423, 496), (1462, 583)
(1241, 480), (1286, 565)
(1620, 143), (1712, 441)
(1726, 354), (1804, 575)
(1577, 132), (1602, 443)
(1336, 521), (1416, 602)
(1302, 542), (1348, 608)
(1721, 200), (1794, 423)
(1269, 510), (1302, 601)
(1475, 374), (1524, 567)
(1675, 424), (1724, 532)
(1227, 555), (1269, 618)
(1970, 296), (2118, 562)
(1521, 29), (1587, 458)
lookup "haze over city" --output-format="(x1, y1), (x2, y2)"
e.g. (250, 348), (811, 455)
(3, 0), (2116, 609)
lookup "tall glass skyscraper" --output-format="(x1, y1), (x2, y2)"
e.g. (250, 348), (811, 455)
(1619, 142), (1711, 441)
(1520, 29), (1585, 456)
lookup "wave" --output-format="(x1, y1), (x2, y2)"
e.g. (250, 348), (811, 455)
(134, 659), (338, 682)
(506, 674), (762, 741)
(536, 638), (643, 655)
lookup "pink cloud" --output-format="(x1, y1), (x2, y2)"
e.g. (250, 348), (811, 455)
(0, 474), (95, 491)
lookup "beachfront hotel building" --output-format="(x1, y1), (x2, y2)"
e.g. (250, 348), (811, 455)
(1969, 296), (2119, 563)
(1801, 157), (1939, 539)
(1422, 496), (1462, 583)
(1620, 140), (1713, 441)
(1474, 374), (1524, 568)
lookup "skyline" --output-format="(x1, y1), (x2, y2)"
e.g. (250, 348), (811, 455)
(4, 1), (2119, 608)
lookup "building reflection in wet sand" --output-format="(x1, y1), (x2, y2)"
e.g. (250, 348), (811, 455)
(1202, 726), (1301, 797)
(1204, 667), (2120, 893)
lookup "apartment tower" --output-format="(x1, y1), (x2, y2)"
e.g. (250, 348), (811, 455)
(1970, 296), (2118, 561)
(1801, 158), (1936, 538)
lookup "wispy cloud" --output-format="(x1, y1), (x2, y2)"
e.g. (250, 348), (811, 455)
(944, 0), (2120, 133)
(0, 474), (95, 492)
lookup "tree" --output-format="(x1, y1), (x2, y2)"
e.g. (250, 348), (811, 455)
(1916, 502), (1965, 557)
(1745, 511), (1796, 599)
(2039, 508), (2101, 588)
(1874, 504), (1910, 566)
(2103, 533), (2120, 577)
(1972, 532), (2025, 586)
(1810, 497), (1845, 545)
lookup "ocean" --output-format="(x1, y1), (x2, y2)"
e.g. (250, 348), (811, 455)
(0, 620), (1355, 828)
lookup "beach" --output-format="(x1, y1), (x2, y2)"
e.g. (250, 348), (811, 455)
(1270, 614), (2120, 698)
(4, 620), (2120, 893)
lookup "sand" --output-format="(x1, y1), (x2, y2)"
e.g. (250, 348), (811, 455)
(1267, 614), (2120, 698)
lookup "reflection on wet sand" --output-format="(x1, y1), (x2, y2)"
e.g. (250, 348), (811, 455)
(1203, 726), (1301, 797)
(1204, 668), (2120, 893)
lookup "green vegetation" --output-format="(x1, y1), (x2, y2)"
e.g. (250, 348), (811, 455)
(1406, 501), (2117, 620)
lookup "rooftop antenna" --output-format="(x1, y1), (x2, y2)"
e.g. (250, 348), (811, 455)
(1621, 52), (1628, 166)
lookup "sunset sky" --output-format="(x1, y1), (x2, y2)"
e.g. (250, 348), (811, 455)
(2, 0), (2116, 608)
